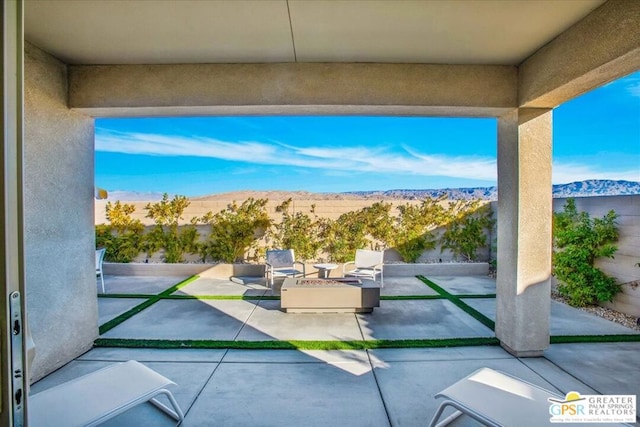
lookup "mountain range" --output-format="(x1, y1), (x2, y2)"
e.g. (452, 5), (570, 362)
(105, 179), (640, 202)
(345, 180), (640, 201)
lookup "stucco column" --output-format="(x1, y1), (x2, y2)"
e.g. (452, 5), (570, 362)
(496, 108), (552, 357)
(24, 43), (97, 381)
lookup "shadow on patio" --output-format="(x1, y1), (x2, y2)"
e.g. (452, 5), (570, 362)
(30, 273), (640, 426)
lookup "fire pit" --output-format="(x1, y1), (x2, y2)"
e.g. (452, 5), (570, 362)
(280, 277), (380, 313)
(294, 278), (362, 286)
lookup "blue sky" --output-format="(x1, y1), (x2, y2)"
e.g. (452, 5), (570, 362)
(95, 71), (640, 196)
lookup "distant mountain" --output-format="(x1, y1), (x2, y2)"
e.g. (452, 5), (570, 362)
(103, 180), (640, 202)
(343, 180), (640, 201)
(104, 191), (168, 201)
(551, 180), (640, 198)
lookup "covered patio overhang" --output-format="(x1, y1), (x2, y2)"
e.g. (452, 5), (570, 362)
(2, 1), (639, 423)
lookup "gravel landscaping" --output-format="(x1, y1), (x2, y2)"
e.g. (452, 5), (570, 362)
(551, 289), (640, 332)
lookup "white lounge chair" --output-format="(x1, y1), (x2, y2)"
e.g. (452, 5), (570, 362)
(96, 248), (106, 293)
(265, 249), (305, 287)
(428, 367), (632, 427)
(29, 360), (184, 426)
(343, 249), (384, 287)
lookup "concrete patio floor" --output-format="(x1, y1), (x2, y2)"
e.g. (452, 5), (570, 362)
(30, 274), (640, 426)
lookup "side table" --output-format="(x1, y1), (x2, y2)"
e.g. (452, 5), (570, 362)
(313, 263), (338, 278)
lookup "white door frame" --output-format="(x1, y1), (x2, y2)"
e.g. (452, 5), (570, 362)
(1, 0), (27, 425)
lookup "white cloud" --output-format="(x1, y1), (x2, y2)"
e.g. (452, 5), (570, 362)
(552, 161), (640, 184)
(96, 129), (639, 185)
(96, 130), (275, 162)
(96, 129), (499, 181)
(618, 71), (640, 97)
(626, 82), (640, 98)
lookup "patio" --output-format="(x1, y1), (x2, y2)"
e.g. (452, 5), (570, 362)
(30, 273), (640, 426)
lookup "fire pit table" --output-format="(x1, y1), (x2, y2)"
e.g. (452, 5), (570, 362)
(280, 277), (380, 313)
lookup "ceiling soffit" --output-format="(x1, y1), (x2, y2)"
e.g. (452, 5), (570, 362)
(24, 0), (605, 65)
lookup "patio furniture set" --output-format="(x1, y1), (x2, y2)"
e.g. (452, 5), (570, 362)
(86, 249), (635, 426)
(265, 248), (384, 314)
(264, 248), (385, 287)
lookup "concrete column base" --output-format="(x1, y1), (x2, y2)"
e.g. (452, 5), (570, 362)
(500, 342), (544, 358)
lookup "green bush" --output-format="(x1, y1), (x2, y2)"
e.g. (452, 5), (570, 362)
(359, 201), (395, 248)
(144, 194), (200, 263)
(553, 198), (620, 307)
(269, 198), (322, 261)
(318, 211), (369, 263)
(96, 194), (497, 265)
(202, 198), (271, 263)
(440, 202), (494, 261)
(316, 201), (394, 263)
(386, 198), (447, 262)
(96, 201), (144, 262)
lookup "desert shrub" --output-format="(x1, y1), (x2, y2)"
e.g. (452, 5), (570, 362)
(315, 198), (490, 263)
(144, 194), (201, 263)
(314, 202), (394, 263)
(553, 198), (619, 307)
(385, 198), (448, 262)
(440, 202), (494, 261)
(202, 198), (271, 263)
(318, 211), (370, 263)
(95, 194), (496, 266)
(96, 201), (144, 262)
(359, 201), (395, 248)
(269, 198), (322, 261)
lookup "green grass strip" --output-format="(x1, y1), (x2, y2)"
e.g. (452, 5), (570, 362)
(417, 276), (450, 296)
(380, 295), (446, 300)
(551, 334), (640, 344)
(158, 275), (200, 296)
(98, 275), (199, 335)
(98, 298), (159, 335)
(95, 334), (640, 350)
(459, 294), (497, 299)
(160, 294), (281, 300)
(365, 337), (499, 349)
(94, 337), (500, 350)
(99, 293), (280, 300)
(417, 275), (496, 331)
(98, 293), (158, 299)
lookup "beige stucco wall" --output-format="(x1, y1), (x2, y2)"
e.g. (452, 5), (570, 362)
(519, 0), (640, 108)
(24, 43), (97, 381)
(69, 63), (517, 118)
(553, 195), (640, 317)
(95, 198), (425, 224)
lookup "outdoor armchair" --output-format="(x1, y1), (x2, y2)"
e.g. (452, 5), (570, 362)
(343, 249), (384, 287)
(96, 248), (106, 293)
(265, 249), (306, 287)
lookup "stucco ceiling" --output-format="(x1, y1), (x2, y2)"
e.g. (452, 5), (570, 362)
(25, 0), (605, 66)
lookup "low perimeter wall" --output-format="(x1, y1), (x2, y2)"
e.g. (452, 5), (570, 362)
(103, 262), (263, 277)
(104, 262), (488, 278)
(382, 262), (489, 277)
